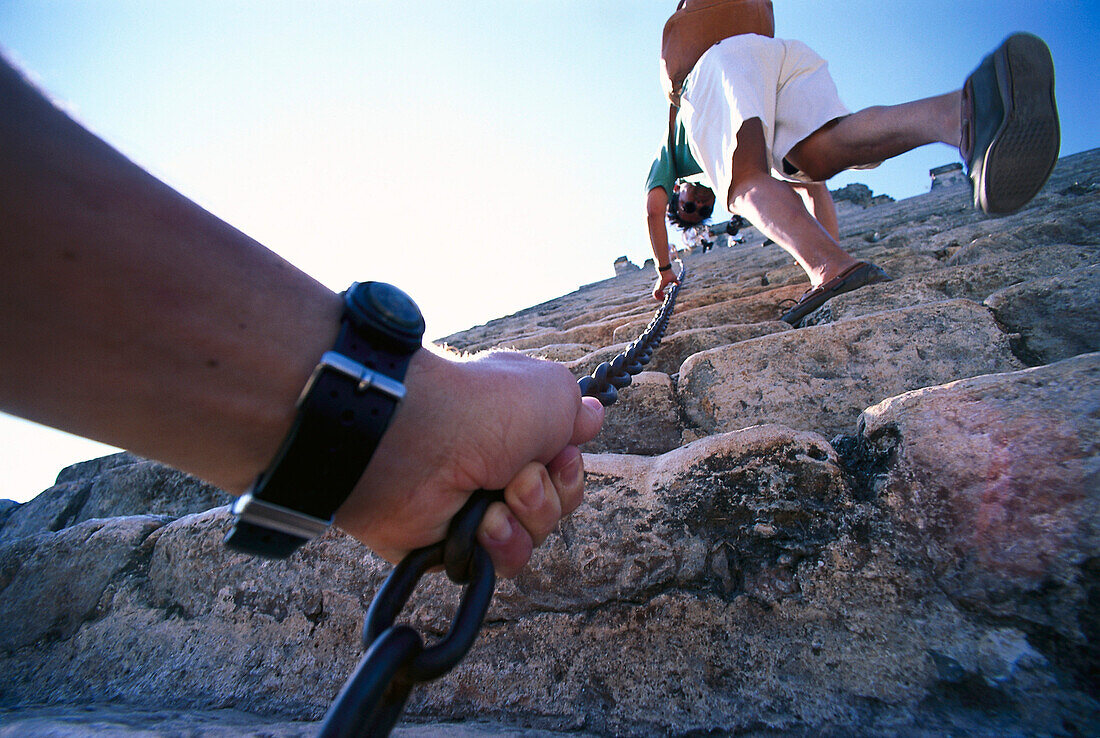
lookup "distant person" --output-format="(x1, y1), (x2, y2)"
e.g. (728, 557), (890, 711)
(0, 55), (604, 577)
(681, 222), (715, 254)
(707, 216), (747, 248)
(646, 0), (1059, 326)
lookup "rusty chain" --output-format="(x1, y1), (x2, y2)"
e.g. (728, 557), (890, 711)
(317, 268), (685, 737)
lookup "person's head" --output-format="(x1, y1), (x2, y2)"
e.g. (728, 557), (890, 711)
(668, 181), (716, 229)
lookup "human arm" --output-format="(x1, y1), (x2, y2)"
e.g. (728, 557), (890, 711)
(645, 186), (680, 301)
(0, 56), (602, 577)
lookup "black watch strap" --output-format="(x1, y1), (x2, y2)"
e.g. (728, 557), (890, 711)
(224, 282), (424, 559)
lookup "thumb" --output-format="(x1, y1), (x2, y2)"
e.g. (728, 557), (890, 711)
(570, 395), (605, 446)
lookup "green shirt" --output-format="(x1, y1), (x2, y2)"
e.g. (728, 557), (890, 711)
(645, 119), (703, 197)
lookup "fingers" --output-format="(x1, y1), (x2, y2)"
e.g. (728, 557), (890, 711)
(476, 502), (531, 579)
(547, 445), (585, 515)
(476, 449), (587, 578)
(505, 464), (561, 547)
(652, 272), (680, 301)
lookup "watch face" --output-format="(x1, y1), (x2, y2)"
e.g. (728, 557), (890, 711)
(345, 282), (426, 348)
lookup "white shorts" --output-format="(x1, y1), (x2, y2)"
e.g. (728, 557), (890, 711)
(679, 34), (879, 200)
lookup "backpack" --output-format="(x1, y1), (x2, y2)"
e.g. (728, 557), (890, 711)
(660, 0), (775, 106)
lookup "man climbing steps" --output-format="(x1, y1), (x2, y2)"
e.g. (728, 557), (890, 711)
(645, 0), (1060, 326)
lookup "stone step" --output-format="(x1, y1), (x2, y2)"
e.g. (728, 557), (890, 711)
(565, 321), (789, 380)
(2, 354), (1094, 735)
(679, 299), (1025, 440)
(802, 243), (1099, 326)
(581, 372), (682, 455)
(4, 149), (1097, 738)
(985, 261), (1100, 365)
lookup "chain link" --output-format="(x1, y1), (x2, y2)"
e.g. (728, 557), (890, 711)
(318, 268), (686, 737)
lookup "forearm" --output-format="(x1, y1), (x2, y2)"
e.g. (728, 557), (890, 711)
(0, 58), (338, 494)
(645, 188), (673, 267)
(0, 56), (607, 576)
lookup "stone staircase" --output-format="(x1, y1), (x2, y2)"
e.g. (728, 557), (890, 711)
(1, 149), (1097, 737)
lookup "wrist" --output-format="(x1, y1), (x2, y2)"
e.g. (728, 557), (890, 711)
(334, 346), (448, 528)
(231, 292), (343, 494)
(225, 281), (425, 558)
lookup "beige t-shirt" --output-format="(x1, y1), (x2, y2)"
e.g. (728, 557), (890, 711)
(660, 0), (775, 105)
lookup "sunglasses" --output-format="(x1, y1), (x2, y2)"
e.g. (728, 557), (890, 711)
(680, 200), (713, 219)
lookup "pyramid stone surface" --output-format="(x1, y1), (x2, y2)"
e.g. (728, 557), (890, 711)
(1, 150), (1098, 737)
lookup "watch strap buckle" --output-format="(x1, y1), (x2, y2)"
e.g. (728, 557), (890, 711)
(231, 492), (333, 540)
(299, 351), (407, 406)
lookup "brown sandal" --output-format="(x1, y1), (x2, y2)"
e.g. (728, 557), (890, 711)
(780, 261), (890, 326)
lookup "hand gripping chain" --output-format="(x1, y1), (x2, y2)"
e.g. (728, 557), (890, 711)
(317, 269), (686, 737)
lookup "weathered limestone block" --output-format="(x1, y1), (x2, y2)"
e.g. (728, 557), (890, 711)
(0, 481), (83, 542)
(505, 426), (853, 616)
(439, 308), (559, 352)
(410, 425), (1090, 736)
(0, 500), (17, 529)
(803, 244), (1100, 326)
(489, 320), (626, 353)
(450, 293), (647, 352)
(857, 352), (1100, 690)
(673, 284), (807, 332)
(521, 343), (593, 362)
(835, 188), (973, 245)
(0, 516), (166, 651)
(1012, 196), (1100, 246)
(864, 243), (949, 279)
(562, 341), (631, 379)
(679, 299), (1025, 439)
(463, 328), (555, 353)
(670, 277), (773, 312)
(644, 323), (791, 375)
(425, 589), (1070, 737)
(580, 372), (682, 455)
(566, 322), (788, 379)
(0, 507), (380, 717)
(611, 284), (803, 345)
(984, 263), (1100, 364)
(0, 426), (856, 727)
(945, 196), (1100, 265)
(0, 706), (568, 738)
(559, 303), (652, 331)
(0, 453), (229, 543)
(944, 230), (1032, 265)
(610, 316), (657, 344)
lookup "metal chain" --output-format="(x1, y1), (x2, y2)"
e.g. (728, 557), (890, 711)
(317, 268), (686, 738)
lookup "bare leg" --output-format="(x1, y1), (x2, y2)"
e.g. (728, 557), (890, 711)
(727, 119), (857, 287)
(787, 92), (962, 181)
(791, 181), (839, 240)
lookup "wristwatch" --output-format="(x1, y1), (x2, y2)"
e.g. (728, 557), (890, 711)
(224, 281), (425, 559)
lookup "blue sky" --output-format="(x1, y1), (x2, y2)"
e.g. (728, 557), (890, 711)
(2, 1), (1097, 503)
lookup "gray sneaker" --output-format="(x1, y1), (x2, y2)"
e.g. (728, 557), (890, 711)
(961, 33), (1060, 215)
